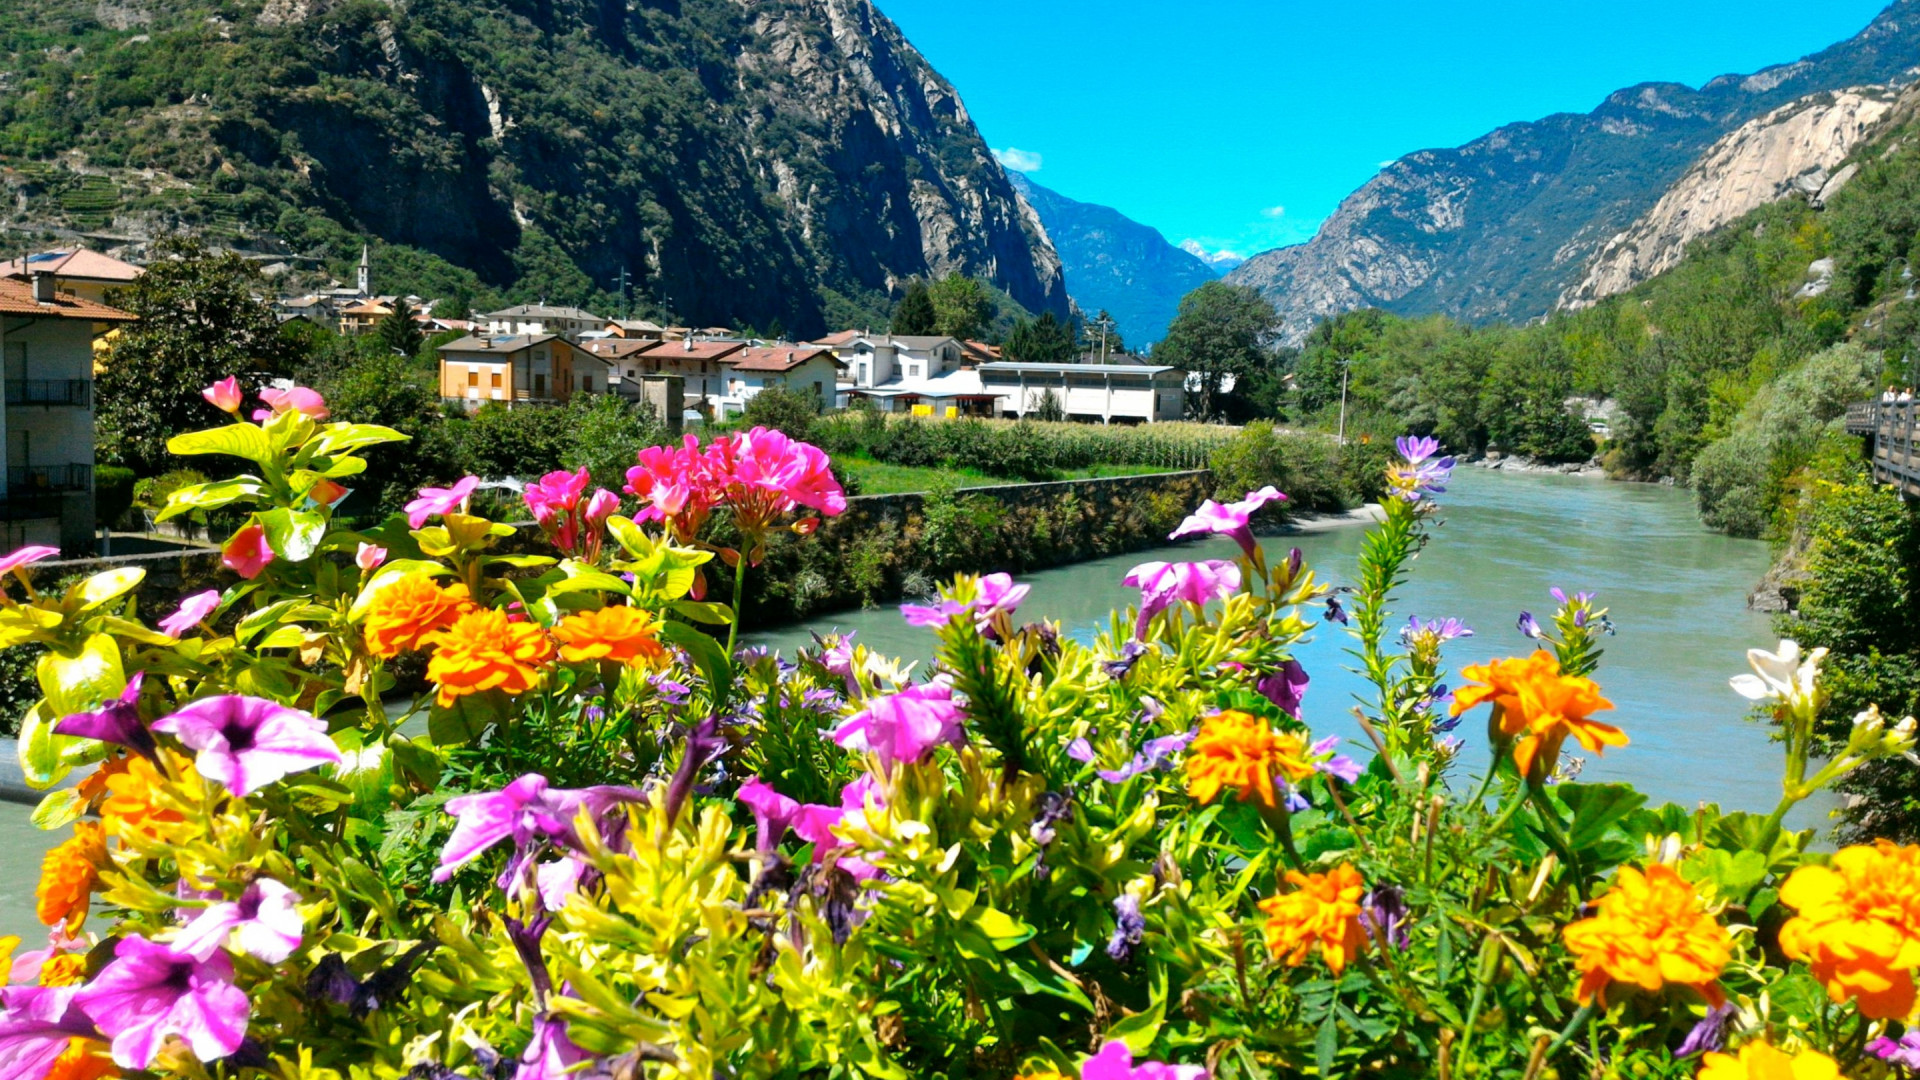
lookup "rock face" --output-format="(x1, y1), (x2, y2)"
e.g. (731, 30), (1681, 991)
(0, 0), (1067, 334)
(1561, 88), (1898, 307)
(1226, 0), (1920, 344)
(1008, 173), (1219, 346)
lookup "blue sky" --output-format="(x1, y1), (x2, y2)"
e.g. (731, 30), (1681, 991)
(877, 0), (1893, 262)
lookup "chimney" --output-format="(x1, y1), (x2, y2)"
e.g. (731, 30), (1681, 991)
(683, 337), (692, 352)
(31, 271), (56, 305)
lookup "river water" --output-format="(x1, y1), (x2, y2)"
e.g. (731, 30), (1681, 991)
(0, 467), (1821, 945)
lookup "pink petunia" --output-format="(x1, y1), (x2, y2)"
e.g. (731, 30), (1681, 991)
(790, 777), (885, 878)
(200, 377), (242, 414)
(1123, 560), (1242, 639)
(355, 543), (388, 572)
(405, 476), (480, 529)
(159, 590), (221, 639)
(0, 545), (59, 578)
(433, 774), (643, 883)
(1080, 1039), (1208, 1080)
(534, 857), (587, 912)
(737, 777), (801, 854)
(73, 936), (250, 1068)
(1168, 486), (1288, 558)
(172, 879), (304, 963)
(220, 522), (274, 580)
(151, 696), (342, 796)
(514, 1015), (588, 1080)
(0, 983), (98, 1080)
(832, 682), (966, 767)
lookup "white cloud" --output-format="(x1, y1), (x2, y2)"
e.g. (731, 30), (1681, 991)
(1180, 240), (1247, 271)
(1261, 205), (1286, 218)
(992, 147), (1043, 173)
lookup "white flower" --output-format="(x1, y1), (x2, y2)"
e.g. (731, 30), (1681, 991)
(1730, 639), (1827, 710)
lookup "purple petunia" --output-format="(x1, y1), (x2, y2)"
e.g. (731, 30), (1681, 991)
(1082, 1038), (1208, 1080)
(1124, 560), (1241, 639)
(833, 682), (967, 767)
(172, 879), (304, 963)
(54, 674), (156, 759)
(74, 936), (250, 1068)
(1256, 658), (1310, 718)
(738, 777), (801, 855)
(1167, 486), (1288, 558)
(0, 984), (99, 1080)
(433, 774), (645, 884)
(900, 573), (1030, 635)
(404, 476), (480, 529)
(151, 695), (342, 796)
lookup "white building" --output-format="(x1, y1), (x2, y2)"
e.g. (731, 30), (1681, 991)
(1, 275), (136, 552)
(480, 304), (605, 342)
(720, 346), (845, 415)
(822, 334), (1000, 415)
(978, 361), (1186, 423)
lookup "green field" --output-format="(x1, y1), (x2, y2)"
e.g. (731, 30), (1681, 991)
(838, 455), (1168, 495)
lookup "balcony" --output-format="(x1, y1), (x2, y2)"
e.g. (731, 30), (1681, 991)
(0, 492), (65, 522)
(6, 379), (91, 407)
(9, 464), (92, 492)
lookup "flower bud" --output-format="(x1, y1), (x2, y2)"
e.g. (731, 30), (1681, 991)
(202, 376), (243, 414)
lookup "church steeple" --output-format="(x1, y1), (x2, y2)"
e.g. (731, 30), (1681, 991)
(357, 245), (370, 297)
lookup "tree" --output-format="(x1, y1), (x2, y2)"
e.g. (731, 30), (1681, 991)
(929, 276), (991, 341)
(1082, 311), (1125, 359)
(1004, 312), (1077, 363)
(742, 384), (822, 441)
(374, 298), (425, 358)
(891, 280), (937, 335)
(1155, 282), (1278, 420)
(96, 236), (301, 476)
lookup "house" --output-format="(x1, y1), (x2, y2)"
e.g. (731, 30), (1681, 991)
(604, 319), (667, 340)
(829, 334), (998, 415)
(0, 274), (136, 553)
(337, 299), (395, 335)
(721, 346), (844, 413)
(961, 340), (1003, 365)
(977, 360), (1186, 423)
(633, 338), (746, 412)
(480, 304), (605, 342)
(576, 338), (661, 400)
(0, 248), (143, 306)
(437, 334), (583, 408)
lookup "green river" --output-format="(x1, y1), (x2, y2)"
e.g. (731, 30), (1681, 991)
(0, 466), (1824, 943)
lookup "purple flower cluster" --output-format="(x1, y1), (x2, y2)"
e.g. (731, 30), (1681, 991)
(1389, 436), (1455, 502)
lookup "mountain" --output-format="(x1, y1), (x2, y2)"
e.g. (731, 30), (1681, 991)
(1179, 241), (1245, 274)
(0, 0), (1067, 336)
(1227, 0), (1920, 344)
(1008, 173), (1218, 345)
(1561, 86), (1900, 307)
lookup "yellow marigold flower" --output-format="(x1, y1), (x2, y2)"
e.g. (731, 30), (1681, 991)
(38, 952), (87, 987)
(1453, 651), (1624, 779)
(1696, 1042), (1840, 1080)
(1778, 839), (1920, 1019)
(427, 608), (556, 707)
(45, 1039), (117, 1080)
(0, 934), (16, 984)
(552, 606), (667, 667)
(1562, 864), (1731, 1006)
(1257, 863), (1368, 975)
(1185, 710), (1315, 811)
(100, 751), (201, 844)
(364, 575), (472, 658)
(35, 821), (106, 933)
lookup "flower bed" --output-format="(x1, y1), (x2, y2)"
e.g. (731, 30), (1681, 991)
(0, 386), (1916, 1080)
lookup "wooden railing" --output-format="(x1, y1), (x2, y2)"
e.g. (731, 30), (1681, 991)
(1854, 400), (1920, 496)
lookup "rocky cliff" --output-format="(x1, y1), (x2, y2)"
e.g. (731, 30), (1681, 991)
(1008, 173), (1218, 346)
(1561, 87), (1900, 308)
(0, 0), (1067, 335)
(1227, 0), (1920, 344)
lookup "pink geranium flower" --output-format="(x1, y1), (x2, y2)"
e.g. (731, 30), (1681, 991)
(74, 936), (250, 1068)
(172, 879), (304, 963)
(151, 696), (342, 796)
(722, 426), (848, 520)
(434, 774), (644, 883)
(1123, 560), (1242, 639)
(524, 468), (617, 560)
(738, 777), (801, 854)
(625, 435), (721, 541)
(355, 543), (387, 571)
(405, 476), (480, 529)
(200, 377), (242, 414)
(0, 545), (59, 579)
(1169, 486), (1288, 558)
(253, 386), (329, 422)
(159, 590), (221, 639)
(832, 682), (967, 767)
(1081, 1039), (1208, 1080)
(221, 522), (274, 579)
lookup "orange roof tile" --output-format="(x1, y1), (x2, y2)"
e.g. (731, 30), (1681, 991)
(0, 279), (135, 321)
(730, 345), (840, 373)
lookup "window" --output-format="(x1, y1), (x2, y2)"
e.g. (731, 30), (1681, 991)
(467, 368), (478, 387)
(907, 363), (920, 378)
(582, 374), (594, 393)
(491, 371), (503, 389)
(534, 373), (546, 396)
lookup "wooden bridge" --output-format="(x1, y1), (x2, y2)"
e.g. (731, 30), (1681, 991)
(1847, 401), (1920, 496)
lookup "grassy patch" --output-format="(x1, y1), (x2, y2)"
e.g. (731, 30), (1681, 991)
(839, 455), (1166, 496)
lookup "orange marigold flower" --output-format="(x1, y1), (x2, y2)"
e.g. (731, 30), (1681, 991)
(1778, 840), (1920, 1019)
(1562, 864), (1731, 1006)
(552, 606), (667, 667)
(1257, 863), (1369, 975)
(100, 751), (201, 844)
(45, 1039), (117, 1080)
(1696, 1042), (1840, 1080)
(38, 952), (87, 987)
(364, 575), (472, 658)
(1453, 651), (1624, 779)
(1185, 710), (1315, 811)
(36, 822), (106, 933)
(72, 752), (130, 810)
(426, 608), (556, 707)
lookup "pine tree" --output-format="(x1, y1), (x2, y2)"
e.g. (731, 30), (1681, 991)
(891, 280), (936, 335)
(375, 299), (425, 358)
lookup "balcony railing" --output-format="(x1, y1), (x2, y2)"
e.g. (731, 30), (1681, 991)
(5, 380), (91, 407)
(8, 464), (92, 492)
(0, 492), (66, 522)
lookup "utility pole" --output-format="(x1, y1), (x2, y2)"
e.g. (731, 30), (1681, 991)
(1337, 359), (1350, 447)
(618, 265), (631, 320)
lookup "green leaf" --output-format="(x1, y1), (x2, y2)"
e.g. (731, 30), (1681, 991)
(667, 600), (734, 626)
(70, 567), (145, 611)
(30, 786), (86, 830)
(657, 622), (731, 711)
(1314, 1008), (1339, 1078)
(349, 560), (455, 620)
(258, 507), (328, 562)
(428, 692), (505, 747)
(308, 423), (409, 457)
(17, 704), (71, 788)
(971, 906), (1034, 950)
(36, 633), (123, 718)
(0, 605), (62, 648)
(1682, 848), (1770, 904)
(1558, 782), (1649, 853)
(542, 568), (631, 597)
(1103, 969), (1166, 1053)
(235, 598), (303, 646)
(168, 423), (274, 465)
(154, 479), (263, 522)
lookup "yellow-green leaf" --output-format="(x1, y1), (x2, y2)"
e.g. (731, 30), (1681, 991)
(17, 704), (72, 788)
(167, 424), (274, 465)
(71, 567), (145, 610)
(35, 633), (123, 718)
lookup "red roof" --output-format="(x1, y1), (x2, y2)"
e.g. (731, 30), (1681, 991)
(0, 248), (143, 284)
(580, 339), (658, 360)
(638, 340), (746, 362)
(0, 279), (135, 321)
(730, 345), (840, 373)
(809, 329), (861, 347)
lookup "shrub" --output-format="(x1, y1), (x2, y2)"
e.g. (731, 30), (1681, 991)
(94, 465), (137, 529)
(741, 384), (821, 442)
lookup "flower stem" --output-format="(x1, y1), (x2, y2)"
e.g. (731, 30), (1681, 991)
(725, 551), (748, 657)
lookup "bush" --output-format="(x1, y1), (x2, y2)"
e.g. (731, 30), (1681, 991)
(741, 385), (821, 441)
(94, 465), (137, 529)
(1208, 421), (1371, 513)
